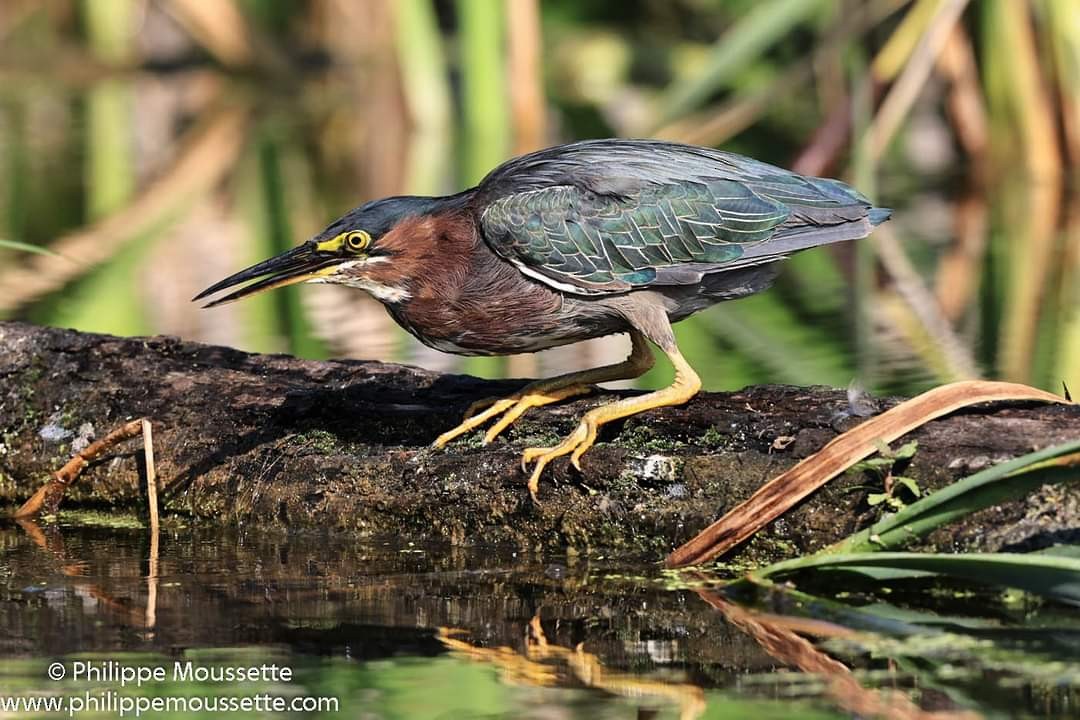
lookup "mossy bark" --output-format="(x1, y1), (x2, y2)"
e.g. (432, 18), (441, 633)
(0, 321), (1076, 562)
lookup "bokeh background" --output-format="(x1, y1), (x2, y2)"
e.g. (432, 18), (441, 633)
(1, 0), (1077, 396)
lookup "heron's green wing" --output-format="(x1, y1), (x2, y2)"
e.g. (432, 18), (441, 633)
(480, 180), (790, 294)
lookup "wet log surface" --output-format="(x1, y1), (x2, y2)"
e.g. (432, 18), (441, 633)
(0, 321), (1077, 562)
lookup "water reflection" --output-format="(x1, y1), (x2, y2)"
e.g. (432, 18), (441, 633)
(1, 519), (1076, 718)
(439, 619), (706, 720)
(693, 589), (974, 720)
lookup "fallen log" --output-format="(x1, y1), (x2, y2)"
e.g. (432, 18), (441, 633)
(0, 321), (1076, 562)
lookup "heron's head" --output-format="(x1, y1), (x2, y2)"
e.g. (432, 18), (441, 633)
(194, 196), (449, 308)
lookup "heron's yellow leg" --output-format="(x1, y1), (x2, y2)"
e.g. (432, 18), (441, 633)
(521, 346), (701, 501)
(433, 384), (592, 449)
(433, 331), (654, 449)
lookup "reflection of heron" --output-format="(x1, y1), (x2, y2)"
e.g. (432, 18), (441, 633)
(438, 616), (706, 720)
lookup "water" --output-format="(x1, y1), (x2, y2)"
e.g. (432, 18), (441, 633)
(2, 518), (1077, 718)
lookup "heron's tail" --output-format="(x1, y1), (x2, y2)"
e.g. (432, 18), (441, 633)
(869, 207), (892, 226)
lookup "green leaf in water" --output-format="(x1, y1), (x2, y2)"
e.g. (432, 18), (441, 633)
(755, 551), (1080, 605)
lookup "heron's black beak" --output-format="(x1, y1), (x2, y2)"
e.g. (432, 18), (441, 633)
(193, 243), (344, 308)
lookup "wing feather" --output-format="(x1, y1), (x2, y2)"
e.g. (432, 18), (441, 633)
(475, 139), (887, 296)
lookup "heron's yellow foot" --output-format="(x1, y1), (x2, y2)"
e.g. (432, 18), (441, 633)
(482, 385), (594, 444)
(521, 420), (598, 501)
(433, 383), (593, 449)
(433, 331), (655, 451)
(461, 395), (501, 421)
(520, 349), (701, 502)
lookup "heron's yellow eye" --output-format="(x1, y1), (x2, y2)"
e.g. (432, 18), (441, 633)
(344, 230), (371, 252)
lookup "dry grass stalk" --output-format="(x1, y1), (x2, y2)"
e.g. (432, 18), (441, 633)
(934, 191), (988, 323)
(506, 0), (545, 379)
(162, 0), (254, 67)
(1057, 197), (1080, 393)
(145, 417), (160, 631)
(660, 0), (898, 149)
(508, 0), (545, 154)
(935, 24), (988, 164)
(993, 0), (1064, 383)
(870, 0), (941, 82)
(865, 0), (970, 160)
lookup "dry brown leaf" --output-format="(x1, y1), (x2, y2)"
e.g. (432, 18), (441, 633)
(666, 381), (1068, 568)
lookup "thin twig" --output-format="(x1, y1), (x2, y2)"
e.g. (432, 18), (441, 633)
(143, 419), (159, 535)
(144, 419), (160, 632)
(13, 419), (145, 518)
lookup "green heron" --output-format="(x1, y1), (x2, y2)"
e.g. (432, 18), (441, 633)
(196, 139), (890, 499)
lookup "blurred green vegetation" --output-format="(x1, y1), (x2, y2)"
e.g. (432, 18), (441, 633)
(0, 0), (1076, 396)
